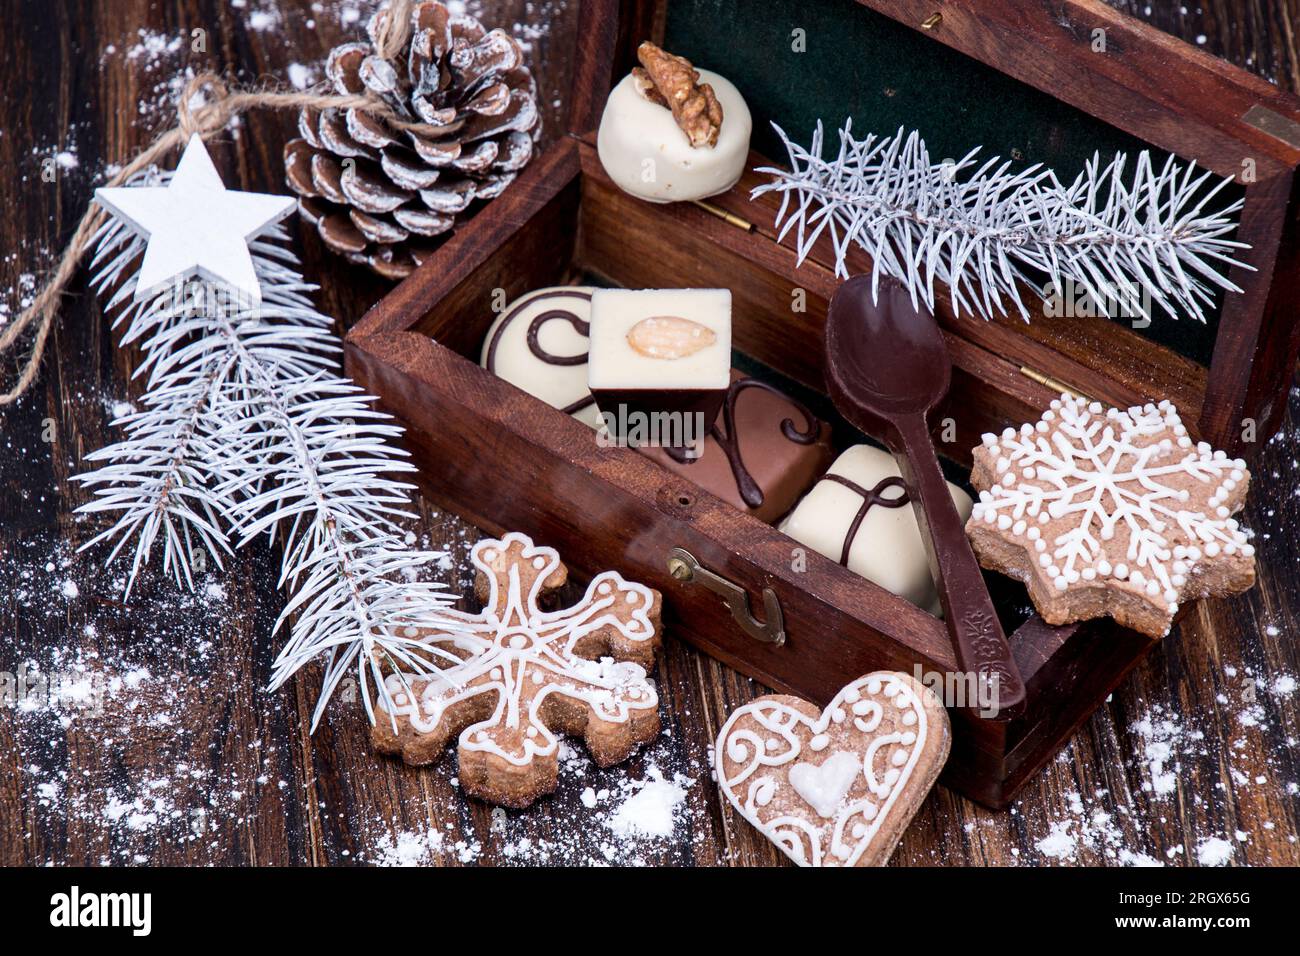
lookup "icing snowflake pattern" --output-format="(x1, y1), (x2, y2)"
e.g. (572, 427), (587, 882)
(714, 674), (928, 867)
(376, 533), (659, 769)
(970, 395), (1254, 617)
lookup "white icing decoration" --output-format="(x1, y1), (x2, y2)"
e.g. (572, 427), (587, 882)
(713, 673), (929, 867)
(378, 533), (659, 767)
(974, 394), (1253, 619)
(788, 752), (861, 818)
(751, 777), (776, 808)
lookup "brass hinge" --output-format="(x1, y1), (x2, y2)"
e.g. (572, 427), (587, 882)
(691, 199), (754, 233)
(1019, 365), (1097, 404)
(1242, 105), (1300, 150)
(666, 547), (785, 645)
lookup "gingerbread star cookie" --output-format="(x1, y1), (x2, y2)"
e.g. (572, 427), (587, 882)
(714, 671), (950, 867)
(371, 532), (662, 808)
(966, 394), (1256, 638)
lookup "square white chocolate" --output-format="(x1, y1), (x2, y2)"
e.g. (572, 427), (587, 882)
(780, 444), (973, 615)
(587, 288), (731, 390)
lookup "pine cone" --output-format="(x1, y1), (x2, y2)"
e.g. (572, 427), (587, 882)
(283, 1), (539, 279)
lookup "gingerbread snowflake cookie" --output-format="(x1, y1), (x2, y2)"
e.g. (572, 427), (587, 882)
(371, 532), (662, 808)
(966, 394), (1256, 638)
(714, 671), (950, 867)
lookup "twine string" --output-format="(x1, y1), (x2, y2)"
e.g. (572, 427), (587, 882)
(0, 0), (419, 406)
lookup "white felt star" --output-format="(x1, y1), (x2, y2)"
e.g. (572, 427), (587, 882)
(94, 134), (297, 305)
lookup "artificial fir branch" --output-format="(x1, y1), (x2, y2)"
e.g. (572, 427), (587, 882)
(76, 172), (466, 728)
(754, 120), (1252, 323)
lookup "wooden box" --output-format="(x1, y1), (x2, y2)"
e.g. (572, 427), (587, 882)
(345, 0), (1299, 807)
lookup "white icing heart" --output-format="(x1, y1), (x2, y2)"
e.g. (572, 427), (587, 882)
(788, 752), (861, 818)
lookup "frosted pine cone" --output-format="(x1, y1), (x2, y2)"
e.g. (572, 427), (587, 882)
(283, 0), (539, 278)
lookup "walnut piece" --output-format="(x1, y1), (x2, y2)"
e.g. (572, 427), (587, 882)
(632, 41), (723, 148)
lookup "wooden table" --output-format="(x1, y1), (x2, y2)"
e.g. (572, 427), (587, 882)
(1, 0), (1297, 867)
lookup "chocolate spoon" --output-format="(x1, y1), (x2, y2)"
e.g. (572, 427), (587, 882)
(824, 275), (1025, 718)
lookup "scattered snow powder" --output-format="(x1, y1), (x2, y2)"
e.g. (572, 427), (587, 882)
(373, 828), (445, 867)
(1130, 705), (1204, 799)
(1195, 837), (1235, 866)
(605, 767), (689, 839)
(287, 63), (317, 90)
(1035, 821), (1076, 860)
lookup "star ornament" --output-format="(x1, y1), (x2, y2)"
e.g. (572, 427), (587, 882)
(966, 394), (1256, 638)
(94, 134), (297, 305)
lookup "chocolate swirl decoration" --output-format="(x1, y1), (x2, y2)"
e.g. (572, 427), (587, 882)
(665, 378), (822, 509)
(483, 290), (595, 415)
(819, 473), (910, 566)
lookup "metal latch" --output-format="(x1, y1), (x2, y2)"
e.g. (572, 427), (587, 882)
(665, 547), (786, 646)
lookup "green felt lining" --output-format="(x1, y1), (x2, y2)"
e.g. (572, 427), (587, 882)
(662, 0), (1241, 368)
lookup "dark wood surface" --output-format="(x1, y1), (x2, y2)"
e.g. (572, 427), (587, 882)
(1, 0), (1297, 866)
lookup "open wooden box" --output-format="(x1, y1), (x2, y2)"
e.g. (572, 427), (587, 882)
(345, 0), (1300, 807)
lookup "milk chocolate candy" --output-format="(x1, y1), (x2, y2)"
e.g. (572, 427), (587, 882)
(638, 373), (833, 522)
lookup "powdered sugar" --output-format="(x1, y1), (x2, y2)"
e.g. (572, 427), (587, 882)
(372, 828), (445, 867)
(1020, 652), (1297, 867)
(1027, 785), (1164, 867)
(287, 63), (318, 90)
(605, 767), (690, 839)
(1035, 820), (1076, 860)
(354, 734), (704, 867)
(0, 270), (37, 329)
(1195, 836), (1235, 866)
(1131, 704), (1206, 799)
(1, 516), (288, 864)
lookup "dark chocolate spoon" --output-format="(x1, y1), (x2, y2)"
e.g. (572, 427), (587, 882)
(824, 275), (1025, 718)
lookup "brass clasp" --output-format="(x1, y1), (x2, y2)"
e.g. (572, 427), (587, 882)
(665, 547), (786, 646)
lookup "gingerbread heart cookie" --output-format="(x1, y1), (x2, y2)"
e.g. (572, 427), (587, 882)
(371, 532), (663, 808)
(714, 671), (950, 867)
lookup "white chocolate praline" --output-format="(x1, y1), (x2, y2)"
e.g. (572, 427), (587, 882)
(780, 445), (973, 615)
(479, 286), (602, 429)
(588, 288), (731, 390)
(596, 70), (752, 203)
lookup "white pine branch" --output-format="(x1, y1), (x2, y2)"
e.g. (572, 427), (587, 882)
(77, 174), (466, 729)
(753, 120), (1252, 323)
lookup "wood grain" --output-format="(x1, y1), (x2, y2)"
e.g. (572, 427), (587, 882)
(0, 0), (1297, 866)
